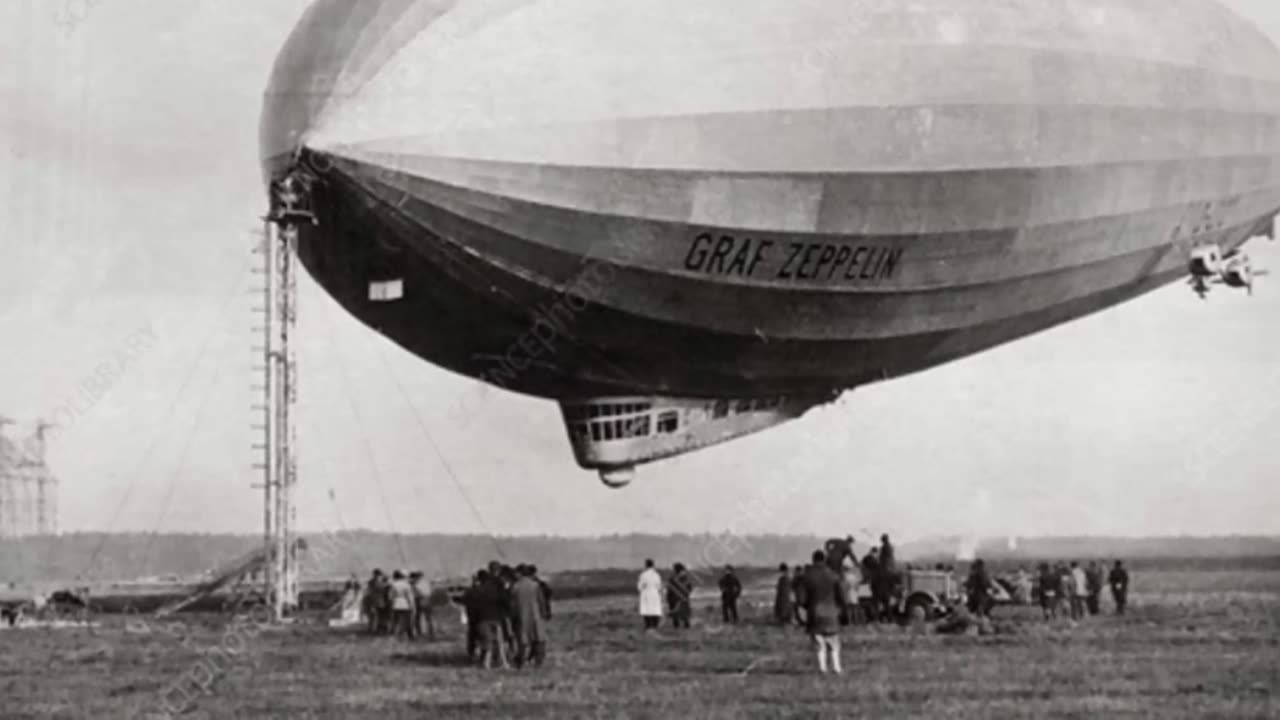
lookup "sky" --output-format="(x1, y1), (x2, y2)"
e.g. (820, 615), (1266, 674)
(1, 0), (1279, 541)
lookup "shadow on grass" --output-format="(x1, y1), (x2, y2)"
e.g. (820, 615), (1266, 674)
(389, 650), (475, 668)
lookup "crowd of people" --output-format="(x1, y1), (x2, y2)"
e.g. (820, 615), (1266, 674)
(959, 559), (1131, 620)
(353, 562), (553, 670)
(634, 535), (1137, 675)
(347, 537), (1136, 677)
(355, 569), (437, 641)
(458, 562), (553, 670)
(637, 534), (906, 635)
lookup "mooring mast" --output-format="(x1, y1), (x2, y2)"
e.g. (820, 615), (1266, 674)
(252, 214), (301, 622)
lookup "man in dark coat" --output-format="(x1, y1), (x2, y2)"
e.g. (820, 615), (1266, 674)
(461, 571), (485, 660)
(791, 565), (807, 626)
(823, 537), (855, 573)
(773, 563), (794, 626)
(1108, 561), (1130, 615)
(1037, 563), (1058, 620)
(877, 534), (898, 621)
(719, 566), (743, 624)
(799, 550), (849, 675)
(488, 562), (517, 656)
(965, 559), (992, 618)
(511, 566), (549, 668)
(860, 548), (882, 623)
(530, 565), (552, 620)
(1085, 561), (1104, 616)
(364, 569), (385, 634)
(668, 563), (695, 629)
(468, 570), (509, 669)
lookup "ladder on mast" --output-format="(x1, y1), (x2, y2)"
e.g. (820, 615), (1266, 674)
(253, 217), (301, 623)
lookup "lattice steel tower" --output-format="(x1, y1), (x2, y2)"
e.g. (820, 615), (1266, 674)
(252, 217), (301, 622)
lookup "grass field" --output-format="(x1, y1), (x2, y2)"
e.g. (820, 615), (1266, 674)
(2, 563), (1277, 719)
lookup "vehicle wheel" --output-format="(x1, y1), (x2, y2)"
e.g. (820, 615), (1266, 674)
(905, 596), (932, 624)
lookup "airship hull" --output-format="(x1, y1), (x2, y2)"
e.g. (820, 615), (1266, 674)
(262, 0), (1280, 401)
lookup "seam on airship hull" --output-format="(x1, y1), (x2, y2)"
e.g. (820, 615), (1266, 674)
(328, 103), (1280, 181)
(330, 146), (1280, 247)
(327, 156), (1275, 342)
(336, 151), (1280, 289)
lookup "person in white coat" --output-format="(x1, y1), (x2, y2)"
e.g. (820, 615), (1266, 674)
(637, 559), (664, 630)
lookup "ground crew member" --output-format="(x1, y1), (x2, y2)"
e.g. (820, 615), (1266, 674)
(363, 569), (384, 634)
(1056, 562), (1073, 618)
(719, 566), (742, 624)
(1013, 567), (1033, 605)
(791, 565), (807, 626)
(860, 547), (881, 623)
(877, 535), (898, 621)
(531, 565), (552, 620)
(637, 559), (663, 630)
(823, 536), (854, 573)
(1109, 561), (1130, 615)
(1070, 562), (1087, 620)
(773, 564), (793, 626)
(668, 563), (695, 629)
(1085, 561), (1104, 616)
(511, 565), (549, 668)
(409, 571), (434, 640)
(1037, 563), (1057, 620)
(840, 550), (863, 625)
(389, 571), (415, 639)
(490, 562), (516, 654)
(966, 559), (993, 618)
(462, 571), (484, 660)
(471, 570), (508, 670)
(799, 550), (849, 675)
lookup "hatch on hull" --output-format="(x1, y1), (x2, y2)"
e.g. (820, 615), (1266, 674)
(560, 393), (837, 487)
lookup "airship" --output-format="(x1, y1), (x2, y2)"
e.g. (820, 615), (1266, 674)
(261, 0), (1280, 487)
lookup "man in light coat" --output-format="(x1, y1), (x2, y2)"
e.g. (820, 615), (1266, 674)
(388, 570), (416, 640)
(1069, 562), (1088, 621)
(637, 559), (664, 631)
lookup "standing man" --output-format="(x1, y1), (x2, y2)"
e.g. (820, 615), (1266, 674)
(877, 534), (898, 621)
(531, 565), (552, 620)
(409, 572), (435, 641)
(637, 559), (664, 631)
(1037, 563), (1057, 620)
(376, 571), (393, 635)
(799, 550), (849, 675)
(1069, 562), (1087, 621)
(1085, 561), (1104, 616)
(719, 566), (742, 625)
(461, 570), (485, 661)
(495, 563), (518, 657)
(511, 565), (549, 668)
(668, 563), (695, 629)
(363, 569), (384, 634)
(1055, 562), (1073, 619)
(1109, 560), (1130, 615)
(773, 563), (794, 626)
(388, 571), (415, 639)
(860, 547), (881, 624)
(840, 549), (863, 626)
(965, 559), (992, 618)
(474, 570), (509, 670)
(791, 565), (807, 627)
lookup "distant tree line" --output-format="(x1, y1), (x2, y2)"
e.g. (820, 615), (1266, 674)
(0, 532), (1275, 584)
